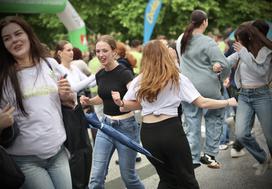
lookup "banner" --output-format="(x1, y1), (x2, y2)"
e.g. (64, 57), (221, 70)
(0, 0), (88, 53)
(0, 0), (67, 14)
(143, 0), (162, 44)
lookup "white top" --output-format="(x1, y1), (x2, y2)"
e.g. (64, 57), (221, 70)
(124, 74), (201, 116)
(60, 64), (96, 93)
(0, 58), (66, 159)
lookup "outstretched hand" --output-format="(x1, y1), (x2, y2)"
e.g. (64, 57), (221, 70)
(80, 95), (91, 107)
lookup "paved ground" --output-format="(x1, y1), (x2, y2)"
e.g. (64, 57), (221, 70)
(101, 118), (272, 189)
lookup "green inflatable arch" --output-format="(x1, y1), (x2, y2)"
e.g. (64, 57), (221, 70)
(0, 0), (88, 52)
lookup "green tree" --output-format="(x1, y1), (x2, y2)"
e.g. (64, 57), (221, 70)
(2, 0), (271, 48)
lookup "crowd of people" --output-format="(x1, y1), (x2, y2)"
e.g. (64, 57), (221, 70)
(0, 9), (271, 189)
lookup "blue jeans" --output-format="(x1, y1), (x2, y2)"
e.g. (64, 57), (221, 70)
(220, 87), (235, 145)
(89, 116), (144, 189)
(220, 121), (229, 145)
(235, 86), (272, 163)
(12, 147), (72, 189)
(182, 102), (224, 164)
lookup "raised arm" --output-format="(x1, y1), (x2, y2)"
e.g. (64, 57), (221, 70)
(58, 77), (76, 108)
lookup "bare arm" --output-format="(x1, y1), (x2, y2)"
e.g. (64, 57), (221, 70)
(120, 100), (142, 112)
(193, 96), (237, 109)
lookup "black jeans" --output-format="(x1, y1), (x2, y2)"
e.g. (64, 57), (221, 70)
(141, 117), (199, 189)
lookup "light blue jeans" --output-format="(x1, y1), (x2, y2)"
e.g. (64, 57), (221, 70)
(89, 116), (144, 189)
(182, 101), (224, 164)
(220, 87), (235, 145)
(235, 86), (272, 163)
(12, 146), (72, 189)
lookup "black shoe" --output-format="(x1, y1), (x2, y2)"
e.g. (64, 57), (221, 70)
(193, 163), (201, 169)
(136, 157), (142, 162)
(200, 153), (220, 169)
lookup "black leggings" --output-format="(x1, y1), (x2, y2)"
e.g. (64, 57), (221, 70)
(141, 117), (199, 189)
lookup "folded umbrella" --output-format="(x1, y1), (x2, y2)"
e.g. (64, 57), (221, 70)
(85, 112), (163, 164)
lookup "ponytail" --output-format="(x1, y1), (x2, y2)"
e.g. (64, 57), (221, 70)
(180, 23), (195, 55)
(180, 10), (207, 55)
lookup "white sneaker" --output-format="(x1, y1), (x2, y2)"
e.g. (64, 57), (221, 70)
(255, 158), (269, 176)
(227, 140), (234, 146)
(230, 148), (246, 158)
(253, 159), (272, 169)
(219, 144), (228, 150)
(252, 162), (259, 169)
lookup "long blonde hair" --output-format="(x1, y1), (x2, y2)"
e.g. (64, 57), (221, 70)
(137, 40), (180, 103)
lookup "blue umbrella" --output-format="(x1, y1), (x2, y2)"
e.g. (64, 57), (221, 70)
(85, 113), (163, 164)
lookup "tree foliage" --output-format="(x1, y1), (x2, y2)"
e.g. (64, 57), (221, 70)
(1, 0), (271, 48)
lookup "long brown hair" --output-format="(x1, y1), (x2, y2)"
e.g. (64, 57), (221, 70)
(116, 41), (137, 67)
(137, 40), (180, 103)
(180, 10), (207, 55)
(235, 24), (272, 57)
(0, 16), (48, 115)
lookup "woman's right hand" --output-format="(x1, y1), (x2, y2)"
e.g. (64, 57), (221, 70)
(0, 104), (15, 130)
(80, 95), (91, 107)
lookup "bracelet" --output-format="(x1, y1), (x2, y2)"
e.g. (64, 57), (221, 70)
(120, 100), (124, 107)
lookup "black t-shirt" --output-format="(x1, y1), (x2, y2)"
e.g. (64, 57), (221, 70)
(96, 65), (134, 116)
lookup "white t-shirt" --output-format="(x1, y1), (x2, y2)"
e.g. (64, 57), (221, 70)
(1, 58), (67, 159)
(124, 74), (200, 116)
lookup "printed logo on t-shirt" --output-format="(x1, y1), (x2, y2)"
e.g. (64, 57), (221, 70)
(23, 86), (58, 99)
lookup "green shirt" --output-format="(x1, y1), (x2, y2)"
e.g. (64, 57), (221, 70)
(88, 57), (102, 94)
(129, 50), (142, 75)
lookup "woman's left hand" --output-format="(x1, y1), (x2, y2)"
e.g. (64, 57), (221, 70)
(111, 91), (123, 107)
(212, 63), (222, 73)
